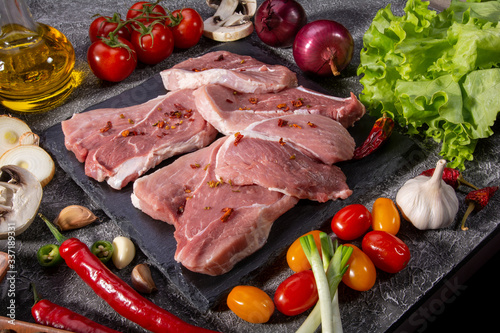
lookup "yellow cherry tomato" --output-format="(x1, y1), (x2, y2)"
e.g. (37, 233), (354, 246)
(342, 244), (376, 291)
(286, 230), (322, 272)
(227, 285), (275, 323)
(371, 197), (400, 235)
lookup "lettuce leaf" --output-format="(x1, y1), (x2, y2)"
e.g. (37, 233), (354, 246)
(357, 0), (500, 169)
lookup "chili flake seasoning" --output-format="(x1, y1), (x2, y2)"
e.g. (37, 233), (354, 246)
(234, 132), (244, 146)
(220, 208), (234, 222)
(100, 121), (112, 133)
(278, 119), (288, 127)
(249, 97), (258, 104)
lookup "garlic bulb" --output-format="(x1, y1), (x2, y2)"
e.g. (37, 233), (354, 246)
(396, 159), (459, 230)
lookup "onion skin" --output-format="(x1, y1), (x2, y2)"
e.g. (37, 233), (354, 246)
(255, 0), (307, 48)
(293, 20), (354, 76)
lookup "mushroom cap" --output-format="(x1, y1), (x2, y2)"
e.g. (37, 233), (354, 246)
(0, 164), (43, 239)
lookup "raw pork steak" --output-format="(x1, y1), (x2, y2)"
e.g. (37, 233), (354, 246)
(131, 138), (299, 275)
(62, 90), (218, 189)
(160, 50), (298, 93)
(214, 114), (354, 202)
(193, 84), (366, 135)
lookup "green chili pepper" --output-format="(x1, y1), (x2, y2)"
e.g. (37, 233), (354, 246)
(37, 244), (63, 267)
(91, 240), (114, 264)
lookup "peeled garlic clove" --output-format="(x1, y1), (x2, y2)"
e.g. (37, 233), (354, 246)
(112, 236), (135, 269)
(131, 263), (157, 293)
(54, 205), (98, 231)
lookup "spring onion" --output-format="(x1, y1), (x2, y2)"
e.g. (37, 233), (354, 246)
(297, 232), (352, 333)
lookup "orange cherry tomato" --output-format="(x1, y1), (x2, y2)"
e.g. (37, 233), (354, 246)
(227, 285), (275, 323)
(342, 244), (376, 291)
(286, 230), (322, 272)
(371, 198), (400, 235)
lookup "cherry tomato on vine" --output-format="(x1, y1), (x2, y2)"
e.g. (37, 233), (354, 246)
(286, 230), (322, 272)
(371, 198), (400, 235)
(87, 37), (137, 82)
(227, 285), (274, 323)
(166, 8), (204, 49)
(274, 270), (318, 316)
(331, 204), (372, 240)
(131, 22), (174, 65)
(89, 15), (131, 43)
(126, 1), (167, 28)
(341, 244), (376, 291)
(362, 230), (411, 273)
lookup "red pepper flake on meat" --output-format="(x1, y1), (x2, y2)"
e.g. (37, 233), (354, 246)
(307, 121), (317, 128)
(279, 137), (286, 146)
(233, 91), (239, 95)
(277, 103), (288, 109)
(128, 119), (134, 124)
(184, 186), (191, 193)
(291, 99), (304, 107)
(290, 154), (296, 160)
(234, 132), (244, 146)
(278, 118), (288, 127)
(207, 180), (222, 188)
(121, 130), (138, 137)
(240, 59), (245, 64)
(100, 121), (112, 133)
(220, 208), (234, 222)
(238, 107), (251, 110)
(249, 97), (258, 104)
(190, 163), (201, 169)
(290, 123), (302, 129)
(169, 111), (182, 118)
(119, 114), (125, 119)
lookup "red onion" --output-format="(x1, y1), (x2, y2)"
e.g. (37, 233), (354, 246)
(293, 20), (354, 76)
(255, 0), (307, 48)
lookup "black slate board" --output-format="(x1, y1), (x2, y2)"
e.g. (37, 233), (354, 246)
(42, 41), (425, 312)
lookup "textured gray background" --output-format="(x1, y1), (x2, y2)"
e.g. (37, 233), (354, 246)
(1, 0), (499, 332)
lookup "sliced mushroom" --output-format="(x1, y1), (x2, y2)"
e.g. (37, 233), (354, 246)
(0, 165), (43, 239)
(203, 0), (257, 42)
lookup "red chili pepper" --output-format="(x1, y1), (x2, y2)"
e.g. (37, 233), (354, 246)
(39, 214), (220, 333)
(31, 283), (120, 333)
(352, 113), (394, 160)
(460, 186), (498, 231)
(420, 167), (478, 190)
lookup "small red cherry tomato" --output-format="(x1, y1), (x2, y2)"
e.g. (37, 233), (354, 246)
(362, 230), (411, 273)
(371, 198), (400, 235)
(87, 37), (137, 82)
(286, 230), (322, 272)
(126, 1), (167, 28)
(131, 22), (174, 64)
(331, 204), (372, 240)
(89, 15), (131, 43)
(342, 244), (376, 291)
(274, 270), (318, 316)
(166, 8), (204, 49)
(227, 285), (275, 323)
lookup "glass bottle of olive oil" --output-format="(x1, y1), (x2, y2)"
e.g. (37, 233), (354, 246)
(0, 0), (75, 113)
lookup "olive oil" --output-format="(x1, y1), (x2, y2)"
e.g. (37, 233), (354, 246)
(0, 1), (75, 113)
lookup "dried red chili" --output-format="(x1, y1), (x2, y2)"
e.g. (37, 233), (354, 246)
(420, 167), (478, 190)
(460, 186), (498, 230)
(279, 138), (286, 146)
(100, 121), (112, 133)
(307, 121), (317, 128)
(352, 113), (394, 160)
(220, 208), (234, 222)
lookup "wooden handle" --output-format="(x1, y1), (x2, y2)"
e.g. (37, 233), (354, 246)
(0, 316), (72, 333)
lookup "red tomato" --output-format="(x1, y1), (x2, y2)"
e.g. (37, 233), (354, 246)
(274, 270), (318, 316)
(331, 204), (372, 240)
(227, 286), (275, 323)
(89, 15), (131, 43)
(362, 230), (411, 273)
(126, 1), (167, 28)
(166, 8), (204, 49)
(342, 244), (376, 291)
(286, 230), (322, 272)
(131, 22), (174, 65)
(87, 37), (137, 82)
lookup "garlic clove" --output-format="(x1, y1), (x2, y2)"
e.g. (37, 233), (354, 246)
(112, 236), (136, 269)
(54, 205), (98, 231)
(131, 263), (157, 293)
